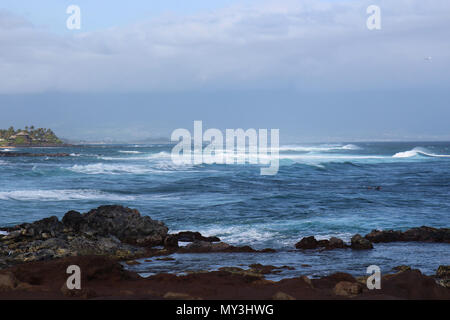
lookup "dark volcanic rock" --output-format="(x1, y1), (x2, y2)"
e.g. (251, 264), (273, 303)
(63, 205), (168, 246)
(174, 231), (220, 242)
(0, 205), (168, 269)
(295, 236), (318, 249)
(435, 265), (450, 288)
(163, 235), (179, 249)
(62, 211), (84, 232)
(365, 229), (403, 242)
(295, 236), (347, 250)
(0, 151), (70, 157)
(377, 269), (450, 299)
(179, 240), (273, 254)
(350, 234), (373, 250)
(248, 264), (294, 275)
(328, 237), (346, 249)
(365, 226), (450, 243)
(436, 265), (450, 278)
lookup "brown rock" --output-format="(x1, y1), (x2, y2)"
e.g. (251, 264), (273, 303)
(393, 265), (411, 273)
(0, 272), (18, 290)
(295, 236), (318, 249)
(351, 234), (373, 250)
(60, 283), (96, 299)
(156, 257), (175, 261)
(333, 281), (363, 297)
(365, 226), (450, 243)
(272, 291), (295, 300)
(163, 291), (200, 300)
(174, 231), (220, 243)
(436, 265), (450, 278)
(163, 235), (179, 248)
(328, 237), (345, 249)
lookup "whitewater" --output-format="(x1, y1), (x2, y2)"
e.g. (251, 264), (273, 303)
(0, 142), (449, 277)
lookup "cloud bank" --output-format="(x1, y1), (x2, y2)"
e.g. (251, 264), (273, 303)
(0, 0), (450, 94)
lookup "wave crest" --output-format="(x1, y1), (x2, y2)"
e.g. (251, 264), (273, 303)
(0, 189), (135, 201)
(393, 147), (450, 158)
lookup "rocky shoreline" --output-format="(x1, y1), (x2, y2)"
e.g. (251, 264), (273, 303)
(1, 205), (449, 299)
(0, 151), (71, 157)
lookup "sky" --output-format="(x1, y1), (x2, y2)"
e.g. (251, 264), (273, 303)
(0, 0), (449, 142)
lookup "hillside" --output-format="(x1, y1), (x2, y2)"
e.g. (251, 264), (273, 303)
(0, 126), (64, 147)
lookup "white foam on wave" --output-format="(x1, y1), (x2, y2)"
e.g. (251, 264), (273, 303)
(174, 225), (279, 246)
(68, 160), (193, 175)
(393, 147), (450, 158)
(98, 151), (171, 161)
(68, 163), (154, 175)
(118, 150), (142, 154)
(278, 144), (361, 152)
(342, 144), (361, 150)
(0, 189), (135, 201)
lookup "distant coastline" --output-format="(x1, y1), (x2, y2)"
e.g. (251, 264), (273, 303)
(0, 126), (69, 148)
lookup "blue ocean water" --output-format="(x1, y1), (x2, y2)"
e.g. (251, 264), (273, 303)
(1, 142), (449, 278)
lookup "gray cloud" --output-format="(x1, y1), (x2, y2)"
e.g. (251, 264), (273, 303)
(0, 0), (450, 94)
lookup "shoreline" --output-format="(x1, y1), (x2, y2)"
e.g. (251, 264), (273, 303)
(0, 205), (449, 299)
(0, 255), (448, 300)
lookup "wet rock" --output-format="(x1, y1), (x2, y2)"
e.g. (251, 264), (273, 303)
(174, 231), (220, 242)
(436, 265), (450, 278)
(328, 237), (345, 249)
(69, 205), (168, 246)
(435, 266), (450, 288)
(393, 265), (411, 273)
(218, 267), (263, 278)
(163, 291), (200, 300)
(295, 236), (318, 249)
(295, 236), (347, 250)
(181, 241), (231, 253)
(333, 281), (363, 297)
(60, 284), (96, 299)
(0, 152), (70, 158)
(272, 291), (295, 300)
(378, 269), (450, 299)
(156, 257), (175, 261)
(0, 272), (18, 290)
(0, 205), (169, 268)
(249, 264), (294, 275)
(178, 240), (269, 254)
(163, 235), (179, 249)
(62, 211), (84, 232)
(365, 226), (450, 243)
(351, 234), (373, 250)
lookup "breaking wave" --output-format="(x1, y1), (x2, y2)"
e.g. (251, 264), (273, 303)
(68, 163), (153, 175)
(393, 147), (450, 158)
(0, 189), (135, 201)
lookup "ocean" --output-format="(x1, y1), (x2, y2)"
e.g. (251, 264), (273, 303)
(1, 142), (449, 279)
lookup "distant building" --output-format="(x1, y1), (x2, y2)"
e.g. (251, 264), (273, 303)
(9, 131), (32, 144)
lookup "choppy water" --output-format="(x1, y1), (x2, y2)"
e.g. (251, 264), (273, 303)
(1, 142), (449, 278)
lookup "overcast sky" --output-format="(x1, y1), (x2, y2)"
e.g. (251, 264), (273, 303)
(0, 0), (449, 142)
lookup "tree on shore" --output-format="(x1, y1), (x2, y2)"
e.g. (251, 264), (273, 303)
(0, 126), (63, 145)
